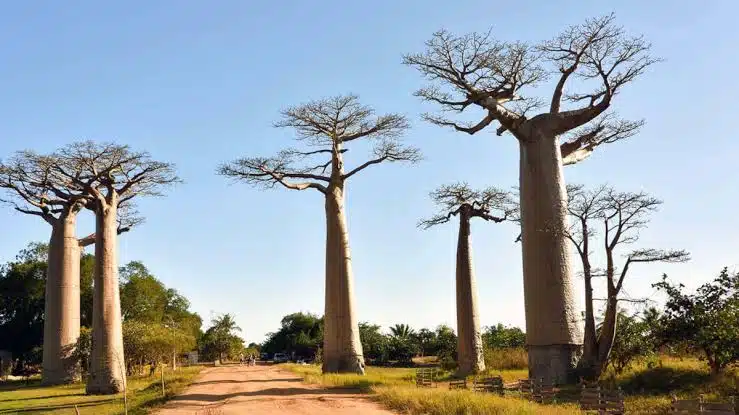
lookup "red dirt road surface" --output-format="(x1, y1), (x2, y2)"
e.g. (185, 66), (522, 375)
(153, 364), (396, 414)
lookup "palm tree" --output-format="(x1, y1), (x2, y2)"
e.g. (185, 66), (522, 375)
(211, 314), (241, 363)
(390, 324), (414, 338)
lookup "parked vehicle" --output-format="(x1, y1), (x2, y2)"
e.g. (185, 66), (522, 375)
(273, 353), (289, 363)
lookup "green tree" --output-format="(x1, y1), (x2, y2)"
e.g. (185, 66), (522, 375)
(0, 245), (47, 362)
(202, 313), (242, 363)
(482, 324), (526, 349)
(120, 262), (168, 322)
(80, 254), (94, 328)
(390, 324), (414, 338)
(387, 336), (418, 364)
(602, 311), (654, 374)
(653, 268), (739, 374)
(359, 322), (388, 362)
(412, 328), (437, 357)
(261, 312), (323, 359)
(72, 327), (92, 376)
(435, 325), (457, 361)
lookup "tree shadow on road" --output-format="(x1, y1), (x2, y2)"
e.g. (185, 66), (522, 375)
(191, 378), (301, 386)
(171, 386), (361, 403)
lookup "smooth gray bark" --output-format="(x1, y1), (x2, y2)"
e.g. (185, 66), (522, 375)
(321, 182), (365, 374)
(455, 206), (485, 376)
(87, 199), (126, 394)
(519, 132), (582, 384)
(42, 213), (81, 385)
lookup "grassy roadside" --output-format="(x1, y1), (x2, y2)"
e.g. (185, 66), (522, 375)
(0, 365), (204, 414)
(284, 364), (580, 414)
(286, 357), (739, 415)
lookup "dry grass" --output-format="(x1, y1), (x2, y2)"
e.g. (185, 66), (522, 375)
(614, 356), (738, 414)
(285, 364), (580, 414)
(376, 385), (579, 415)
(484, 348), (528, 371)
(0, 365), (203, 414)
(286, 356), (739, 415)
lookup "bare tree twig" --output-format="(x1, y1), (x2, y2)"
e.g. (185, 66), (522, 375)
(418, 182), (514, 229)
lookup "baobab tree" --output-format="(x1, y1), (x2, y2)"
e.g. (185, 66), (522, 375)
(0, 150), (140, 385)
(565, 185), (688, 379)
(404, 14), (657, 381)
(218, 95), (421, 374)
(54, 141), (180, 394)
(419, 183), (512, 376)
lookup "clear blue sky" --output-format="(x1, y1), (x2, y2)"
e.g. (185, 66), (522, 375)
(1, 1), (737, 344)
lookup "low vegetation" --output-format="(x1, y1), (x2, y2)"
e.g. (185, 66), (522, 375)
(0, 365), (202, 414)
(285, 353), (738, 415)
(286, 364), (577, 414)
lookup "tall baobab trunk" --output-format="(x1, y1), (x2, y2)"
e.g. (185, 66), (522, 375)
(519, 134), (582, 384)
(87, 199), (126, 394)
(455, 206), (485, 376)
(42, 213), (81, 385)
(322, 182), (365, 374)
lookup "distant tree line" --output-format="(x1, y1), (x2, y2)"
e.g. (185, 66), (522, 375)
(0, 243), (248, 377)
(259, 311), (525, 369)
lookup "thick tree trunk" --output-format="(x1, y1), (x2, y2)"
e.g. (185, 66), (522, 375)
(42, 214), (81, 385)
(455, 207), (485, 376)
(87, 201), (126, 394)
(321, 183), (365, 374)
(519, 132), (582, 384)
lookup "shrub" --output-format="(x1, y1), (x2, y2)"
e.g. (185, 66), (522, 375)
(482, 324), (526, 349)
(388, 336), (418, 364)
(483, 347), (528, 370)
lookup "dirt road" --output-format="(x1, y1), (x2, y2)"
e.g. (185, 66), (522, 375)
(154, 364), (396, 415)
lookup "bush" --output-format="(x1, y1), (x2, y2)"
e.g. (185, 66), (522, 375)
(388, 336), (418, 364)
(482, 324), (526, 349)
(483, 347), (528, 370)
(439, 356), (457, 371)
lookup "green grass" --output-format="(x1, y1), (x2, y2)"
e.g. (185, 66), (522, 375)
(613, 356), (738, 414)
(0, 366), (203, 414)
(285, 356), (739, 415)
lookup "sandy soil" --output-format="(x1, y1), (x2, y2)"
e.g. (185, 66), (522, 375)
(153, 363), (396, 415)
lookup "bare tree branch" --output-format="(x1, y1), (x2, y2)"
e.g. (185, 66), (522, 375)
(0, 150), (93, 225)
(343, 140), (422, 180)
(218, 156), (329, 194)
(220, 94), (420, 195)
(561, 114), (644, 165)
(403, 30), (545, 137)
(406, 14), (658, 148)
(275, 95), (409, 144)
(55, 141), (181, 209)
(615, 249), (690, 292)
(542, 14), (660, 133)
(418, 182), (514, 229)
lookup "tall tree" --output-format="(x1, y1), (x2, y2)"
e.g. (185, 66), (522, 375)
(56, 141), (179, 394)
(0, 150), (137, 385)
(565, 185), (688, 379)
(403, 14), (657, 382)
(419, 183), (512, 375)
(0, 245), (47, 363)
(219, 95), (421, 374)
(207, 313), (242, 363)
(389, 324), (415, 339)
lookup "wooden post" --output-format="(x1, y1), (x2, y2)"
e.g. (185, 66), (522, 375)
(161, 364), (165, 398)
